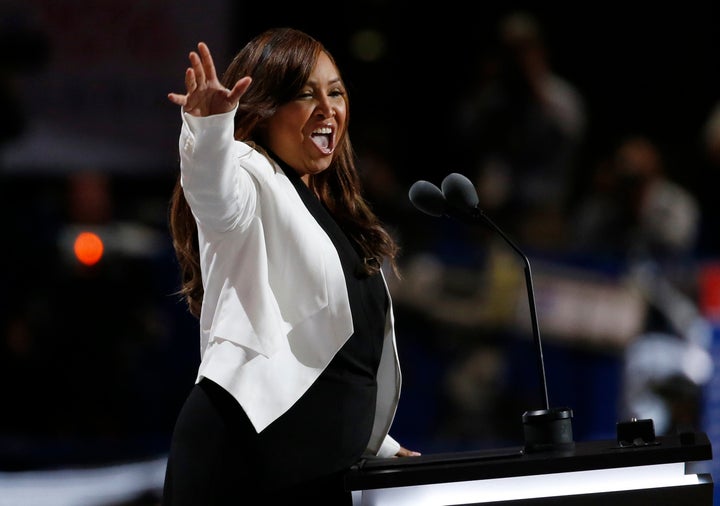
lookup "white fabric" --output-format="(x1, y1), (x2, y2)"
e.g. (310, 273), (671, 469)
(179, 107), (401, 455)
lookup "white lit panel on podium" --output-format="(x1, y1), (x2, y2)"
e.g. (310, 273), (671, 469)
(345, 432), (713, 505)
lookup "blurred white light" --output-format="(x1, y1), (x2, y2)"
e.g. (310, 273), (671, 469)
(353, 462), (698, 505)
(0, 456), (166, 506)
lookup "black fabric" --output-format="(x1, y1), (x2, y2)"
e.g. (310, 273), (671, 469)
(162, 379), (353, 505)
(163, 160), (388, 504)
(272, 161), (388, 478)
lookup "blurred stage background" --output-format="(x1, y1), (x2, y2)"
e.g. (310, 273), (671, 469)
(1, 1), (720, 504)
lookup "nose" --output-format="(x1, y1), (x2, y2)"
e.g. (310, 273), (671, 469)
(316, 96), (335, 118)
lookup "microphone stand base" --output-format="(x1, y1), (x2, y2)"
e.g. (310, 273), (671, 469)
(522, 407), (574, 453)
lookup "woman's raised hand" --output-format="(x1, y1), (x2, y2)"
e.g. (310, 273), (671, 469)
(168, 42), (251, 117)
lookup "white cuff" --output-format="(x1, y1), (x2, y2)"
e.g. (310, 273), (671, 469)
(375, 434), (401, 458)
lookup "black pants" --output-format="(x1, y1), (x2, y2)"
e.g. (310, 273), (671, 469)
(162, 379), (353, 506)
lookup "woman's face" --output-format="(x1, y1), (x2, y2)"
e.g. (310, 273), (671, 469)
(265, 52), (347, 183)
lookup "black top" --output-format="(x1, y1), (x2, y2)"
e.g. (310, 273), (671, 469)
(254, 160), (389, 487)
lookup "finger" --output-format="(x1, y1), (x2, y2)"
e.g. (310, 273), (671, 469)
(189, 50), (206, 88)
(167, 92), (187, 106)
(396, 447), (421, 457)
(197, 42), (218, 82)
(227, 76), (252, 103)
(183, 68), (197, 93)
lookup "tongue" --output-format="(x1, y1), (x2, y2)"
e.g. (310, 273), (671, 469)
(312, 134), (329, 150)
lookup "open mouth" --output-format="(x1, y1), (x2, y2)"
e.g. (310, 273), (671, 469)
(310, 126), (335, 155)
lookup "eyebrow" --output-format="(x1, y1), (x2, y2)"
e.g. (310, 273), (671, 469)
(305, 77), (344, 87)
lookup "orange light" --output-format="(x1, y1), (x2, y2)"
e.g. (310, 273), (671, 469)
(74, 231), (104, 266)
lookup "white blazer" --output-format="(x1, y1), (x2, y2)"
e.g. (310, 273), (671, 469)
(178, 108), (402, 458)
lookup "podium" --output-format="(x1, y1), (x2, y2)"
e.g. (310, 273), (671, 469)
(345, 432), (713, 505)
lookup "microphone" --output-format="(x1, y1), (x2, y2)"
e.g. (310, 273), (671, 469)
(410, 172), (574, 453)
(408, 178), (479, 223)
(440, 172), (480, 211)
(408, 180), (448, 218)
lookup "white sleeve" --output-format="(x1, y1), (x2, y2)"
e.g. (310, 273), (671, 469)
(178, 106), (258, 233)
(374, 434), (401, 458)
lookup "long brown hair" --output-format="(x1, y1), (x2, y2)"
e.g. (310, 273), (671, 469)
(169, 27), (399, 318)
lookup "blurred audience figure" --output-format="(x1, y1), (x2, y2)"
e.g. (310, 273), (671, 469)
(571, 134), (700, 265)
(571, 135), (707, 437)
(697, 100), (720, 254)
(0, 1), (49, 151)
(452, 10), (587, 250)
(0, 169), (190, 471)
(702, 101), (720, 168)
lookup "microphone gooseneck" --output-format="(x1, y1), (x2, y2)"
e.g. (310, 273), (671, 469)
(410, 173), (573, 453)
(440, 173), (549, 411)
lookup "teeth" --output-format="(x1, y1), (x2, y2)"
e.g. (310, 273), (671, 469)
(313, 127), (332, 134)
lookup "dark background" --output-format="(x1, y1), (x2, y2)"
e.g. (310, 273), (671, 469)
(1, 0), (719, 487)
(239, 3), (720, 185)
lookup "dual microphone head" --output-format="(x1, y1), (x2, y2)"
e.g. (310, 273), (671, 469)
(408, 172), (481, 220)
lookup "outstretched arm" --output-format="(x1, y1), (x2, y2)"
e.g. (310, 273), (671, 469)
(168, 42), (251, 117)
